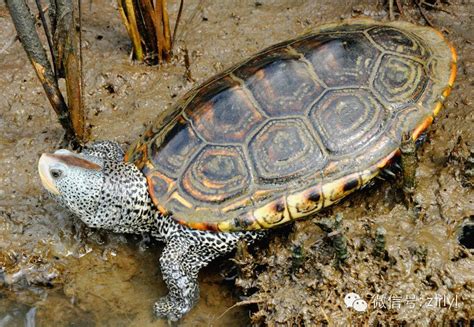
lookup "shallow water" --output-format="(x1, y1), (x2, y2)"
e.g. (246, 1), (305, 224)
(0, 0), (473, 326)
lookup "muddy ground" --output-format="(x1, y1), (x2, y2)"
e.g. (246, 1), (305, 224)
(0, 0), (472, 326)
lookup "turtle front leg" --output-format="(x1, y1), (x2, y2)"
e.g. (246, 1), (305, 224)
(155, 228), (262, 321)
(154, 236), (203, 321)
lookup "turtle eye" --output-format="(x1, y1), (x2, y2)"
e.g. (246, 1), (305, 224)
(50, 168), (63, 179)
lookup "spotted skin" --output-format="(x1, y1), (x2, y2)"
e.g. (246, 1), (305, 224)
(83, 140), (125, 161)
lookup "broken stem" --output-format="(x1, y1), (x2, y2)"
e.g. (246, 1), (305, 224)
(118, 0), (144, 61)
(63, 0), (85, 141)
(117, 0), (178, 65)
(172, 0), (184, 49)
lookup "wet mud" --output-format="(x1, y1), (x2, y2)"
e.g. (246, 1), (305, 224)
(0, 0), (472, 326)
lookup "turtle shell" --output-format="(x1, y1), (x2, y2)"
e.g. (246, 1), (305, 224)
(125, 19), (457, 232)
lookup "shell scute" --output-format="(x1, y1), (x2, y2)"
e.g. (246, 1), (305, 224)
(232, 45), (301, 80)
(147, 170), (174, 214)
(244, 59), (324, 116)
(253, 197), (291, 228)
(367, 26), (429, 59)
(151, 118), (203, 177)
(180, 145), (250, 204)
(287, 184), (323, 218)
(249, 118), (326, 183)
(309, 89), (386, 154)
(186, 85), (265, 144)
(373, 54), (428, 107)
(293, 32), (381, 87)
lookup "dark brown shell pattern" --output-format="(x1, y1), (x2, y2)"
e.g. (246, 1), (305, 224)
(126, 20), (457, 232)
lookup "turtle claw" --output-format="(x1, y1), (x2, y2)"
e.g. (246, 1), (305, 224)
(400, 133), (417, 188)
(400, 132), (419, 216)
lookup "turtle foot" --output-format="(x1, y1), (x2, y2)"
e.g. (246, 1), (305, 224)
(153, 295), (194, 322)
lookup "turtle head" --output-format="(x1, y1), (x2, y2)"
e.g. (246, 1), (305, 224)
(38, 149), (105, 225)
(38, 145), (154, 233)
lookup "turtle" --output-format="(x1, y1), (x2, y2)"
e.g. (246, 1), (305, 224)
(37, 18), (457, 321)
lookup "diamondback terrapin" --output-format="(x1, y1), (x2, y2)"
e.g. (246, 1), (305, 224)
(38, 19), (456, 321)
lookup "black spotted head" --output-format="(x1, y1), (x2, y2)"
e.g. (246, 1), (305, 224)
(38, 148), (154, 233)
(38, 149), (105, 223)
